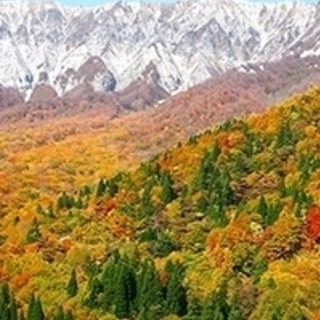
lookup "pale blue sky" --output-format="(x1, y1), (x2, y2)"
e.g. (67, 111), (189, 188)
(60, 0), (317, 6)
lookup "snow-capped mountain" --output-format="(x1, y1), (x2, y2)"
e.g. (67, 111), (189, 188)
(0, 0), (319, 98)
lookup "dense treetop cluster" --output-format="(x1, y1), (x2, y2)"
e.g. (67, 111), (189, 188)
(1, 88), (320, 319)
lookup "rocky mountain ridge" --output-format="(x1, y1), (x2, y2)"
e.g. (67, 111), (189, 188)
(0, 0), (320, 99)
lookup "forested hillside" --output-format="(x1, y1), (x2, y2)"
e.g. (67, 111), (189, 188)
(1, 87), (320, 319)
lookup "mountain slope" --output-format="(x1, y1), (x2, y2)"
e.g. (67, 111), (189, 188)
(1, 54), (320, 130)
(1, 86), (320, 319)
(0, 0), (320, 97)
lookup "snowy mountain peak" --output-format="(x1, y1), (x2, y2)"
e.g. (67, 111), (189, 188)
(0, 0), (319, 98)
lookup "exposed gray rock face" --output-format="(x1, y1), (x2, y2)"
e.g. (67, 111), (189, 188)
(0, 0), (319, 98)
(102, 72), (116, 92)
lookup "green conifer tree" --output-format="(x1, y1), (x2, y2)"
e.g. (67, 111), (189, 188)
(96, 179), (106, 198)
(271, 308), (282, 320)
(136, 261), (164, 314)
(100, 257), (117, 310)
(165, 264), (187, 317)
(64, 311), (74, 320)
(257, 195), (268, 219)
(83, 278), (103, 308)
(154, 233), (175, 257)
(211, 141), (221, 163)
(9, 295), (18, 320)
(207, 201), (228, 227)
(228, 297), (242, 320)
(114, 268), (130, 319)
(218, 168), (234, 207)
(193, 153), (213, 192)
(27, 295), (45, 320)
(25, 219), (41, 244)
(66, 269), (78, 298)
(160, 171), (175, 204)
(276, 121), (293, 148)
(265, 201), (282, 226)
(185, 297), (202, 320)
(53, 306), (65, 320)
(137, 306), (158, 320)
(140, 181), (155, 217)
(0, 283), (11, 320)
(197, 194), (209, 213)
(56, 196), (64, 212)
(200, 286), (229, 320)
(107, 178), (119, 197)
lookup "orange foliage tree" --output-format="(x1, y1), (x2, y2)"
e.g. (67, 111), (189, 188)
(306, 205), (320, 241)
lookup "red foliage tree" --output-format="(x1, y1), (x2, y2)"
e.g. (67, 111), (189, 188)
(306, 205), (320, 241)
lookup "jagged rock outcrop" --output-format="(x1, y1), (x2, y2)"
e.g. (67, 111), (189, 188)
(0, 0), (320, 98)
(0, 85), (24, 110)
(29, 84), (58, 102)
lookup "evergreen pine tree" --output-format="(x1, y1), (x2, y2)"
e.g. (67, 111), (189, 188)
(160, 171), (175, 204)
(114, 267), (130, 319)
(136, 261), (148, 310)
(228, 297), (242, 320)
(82, 185), (91, 196)
(207, 201), (228, 227)
(164, 259), (175, 274)
(83, 278), (103, 308)
(197, 194), (209, 213)
(75, 196), (83, 209)
(265, 201), (282, 226)
(96, 179), (106, 198)
(185, 297), (202, 320)
(140, 181), (155, 217)
(125, 263), (137, 310)
(137, 307), (148, 320)
(211, 141), (221, 163)
(66, 269), (78, 298)
(242, 131), (255, 157)
(136, 261), (164, 314)
(36, 205), (44, 216)
(59, 192), (73, 210)
(107, 178), (119, 197)
(165, 264), (187, 317)
(100, 256), (118, 310)
(9, 294), (18, 320)
(53, 306), (65, 320)
(46, 205), (55, 218)
(64, 311), (74, 320)
(179, 184), (189, 207)
(188, 135), (198, 145)
(56, 196), (64, 212)
(200, 286), (229, 320)
(257, 195), (268, 219)
(137, 306), (158, 320)
(218, 168), (234, 207)
(271, 308), (282, 320)
(27, 295), (45, 320)
(116, 257), (137, 316)
(154, 232), (175, 257)
(276, 121), (293, 148)
(0, 283), (11, 320)
(34, 298), (45, 320)
(193, 153), (213, 192)
(25, 218), (41, 244)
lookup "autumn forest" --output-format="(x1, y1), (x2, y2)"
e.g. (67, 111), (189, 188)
(1, 85), (320, 320)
